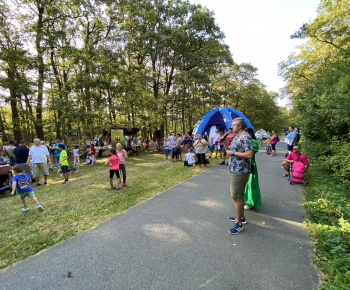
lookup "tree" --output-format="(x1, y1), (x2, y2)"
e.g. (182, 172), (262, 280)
(0, 1), (34, 141)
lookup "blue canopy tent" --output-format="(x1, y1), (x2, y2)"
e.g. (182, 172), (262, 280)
(193, 107), (254, 143)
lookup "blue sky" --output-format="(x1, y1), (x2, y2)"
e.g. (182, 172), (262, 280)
(188, 0), (321, 105)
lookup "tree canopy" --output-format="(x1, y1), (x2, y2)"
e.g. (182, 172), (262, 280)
(0, 0), (286, 141)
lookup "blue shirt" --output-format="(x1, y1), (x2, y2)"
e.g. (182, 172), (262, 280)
(54, 142), (65, 156)
(12, 174), (33, 194)
(13, 146), (29, 164)
(285, 131), (297, 146)
(164, 141), (171, 150)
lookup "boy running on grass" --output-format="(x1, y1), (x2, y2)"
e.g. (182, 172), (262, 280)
(58, 144), (69, 184)
(11, 164), (44, 212)
(105, 148), (121, 190)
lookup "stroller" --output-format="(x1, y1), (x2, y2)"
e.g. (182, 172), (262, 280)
(288, 157), (307, 186)
(156, 138), (164, 153)
(0, 163), (12, 194)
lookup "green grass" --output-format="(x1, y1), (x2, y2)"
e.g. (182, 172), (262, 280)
(303, 166), (350, 289)
(0, 152), (221, 269)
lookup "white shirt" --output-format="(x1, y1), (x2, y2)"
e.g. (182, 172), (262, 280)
(212, 133), (220, 144)
(73, 149), (80, 156)
(185, 153), (196, 164)
(29, 145), (49, 164)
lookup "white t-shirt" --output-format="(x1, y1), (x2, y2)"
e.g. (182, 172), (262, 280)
(86, 156), (92, 164)
(185, 152), (196, 164)
(73, 148), (80, 156)
(212, 133), (220, 144)
(86, 140), (91, 146)
(29, 145), (49, 164)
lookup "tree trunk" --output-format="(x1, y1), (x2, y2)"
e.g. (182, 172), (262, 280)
(35, 3), (45, 139)
(7, 69), (21, 141)
(182, 94), (185, 133)
(0, 110), (8, 142)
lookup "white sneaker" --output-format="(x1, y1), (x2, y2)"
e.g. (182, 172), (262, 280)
(244, 205), (253, 210)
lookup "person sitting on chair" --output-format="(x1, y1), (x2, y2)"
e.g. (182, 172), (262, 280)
(282, 145), (309, 177)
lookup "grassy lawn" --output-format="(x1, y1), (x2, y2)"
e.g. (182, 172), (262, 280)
(0, 151), (221, 269)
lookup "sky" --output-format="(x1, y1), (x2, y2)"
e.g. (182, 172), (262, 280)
(188, 0), (321, 106)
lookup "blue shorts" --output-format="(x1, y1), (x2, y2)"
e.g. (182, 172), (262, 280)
(56, 155), (60, 162)
(164, 149), (171, 156)
(287, 144), (294, 151)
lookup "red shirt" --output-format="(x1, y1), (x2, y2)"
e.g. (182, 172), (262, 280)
(227, 133), (236, 146)
(91, 147), (96, 156)
(287, 152), (309, 165)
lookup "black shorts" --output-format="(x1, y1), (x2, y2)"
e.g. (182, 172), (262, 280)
(110, 170), (120, 179)
(61, 165), (69, 173)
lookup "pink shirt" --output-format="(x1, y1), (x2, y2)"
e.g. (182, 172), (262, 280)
(227, 133), (236, 146)
(271, 133), (278, 145)
(287, 152), (309, 165)
(117, 150), (126, 164)
(107, 155), (120, 170)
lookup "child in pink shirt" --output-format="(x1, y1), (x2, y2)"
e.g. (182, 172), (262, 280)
(105, 148), (121, 190)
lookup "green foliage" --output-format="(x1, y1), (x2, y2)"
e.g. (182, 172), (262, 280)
(304, 167), (350, 289)
(281, 0), (350, 287)
(0, 0), (286, 140)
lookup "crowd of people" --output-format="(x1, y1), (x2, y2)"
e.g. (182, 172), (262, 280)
(163, 129), (236, 167)
(1, 123), (308, 236)
(0, 138), (67, 212)
(0, 136), (131, 212)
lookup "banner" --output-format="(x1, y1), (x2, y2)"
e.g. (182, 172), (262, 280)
(111, 129), (124, 148)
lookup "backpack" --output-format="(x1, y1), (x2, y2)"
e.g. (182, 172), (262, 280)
(277, 135), (280, 142)
(292, 154), (305, 183)
(292, 161), (305, 182)
(4, 149), (15, 165)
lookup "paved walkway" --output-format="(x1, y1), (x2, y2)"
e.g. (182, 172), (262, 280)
(0, 141), (320, 290)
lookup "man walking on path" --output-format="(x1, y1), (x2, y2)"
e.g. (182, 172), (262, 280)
(225, 118), (253, 235)
(27, 139), (51, 186)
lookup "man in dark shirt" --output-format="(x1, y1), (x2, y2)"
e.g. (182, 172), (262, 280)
(13, 140), (34, 179)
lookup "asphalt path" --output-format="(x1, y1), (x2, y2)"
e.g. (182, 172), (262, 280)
(0, 140), (320, 290)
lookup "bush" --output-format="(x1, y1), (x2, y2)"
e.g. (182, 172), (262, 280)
(303, 143), (350, 289)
